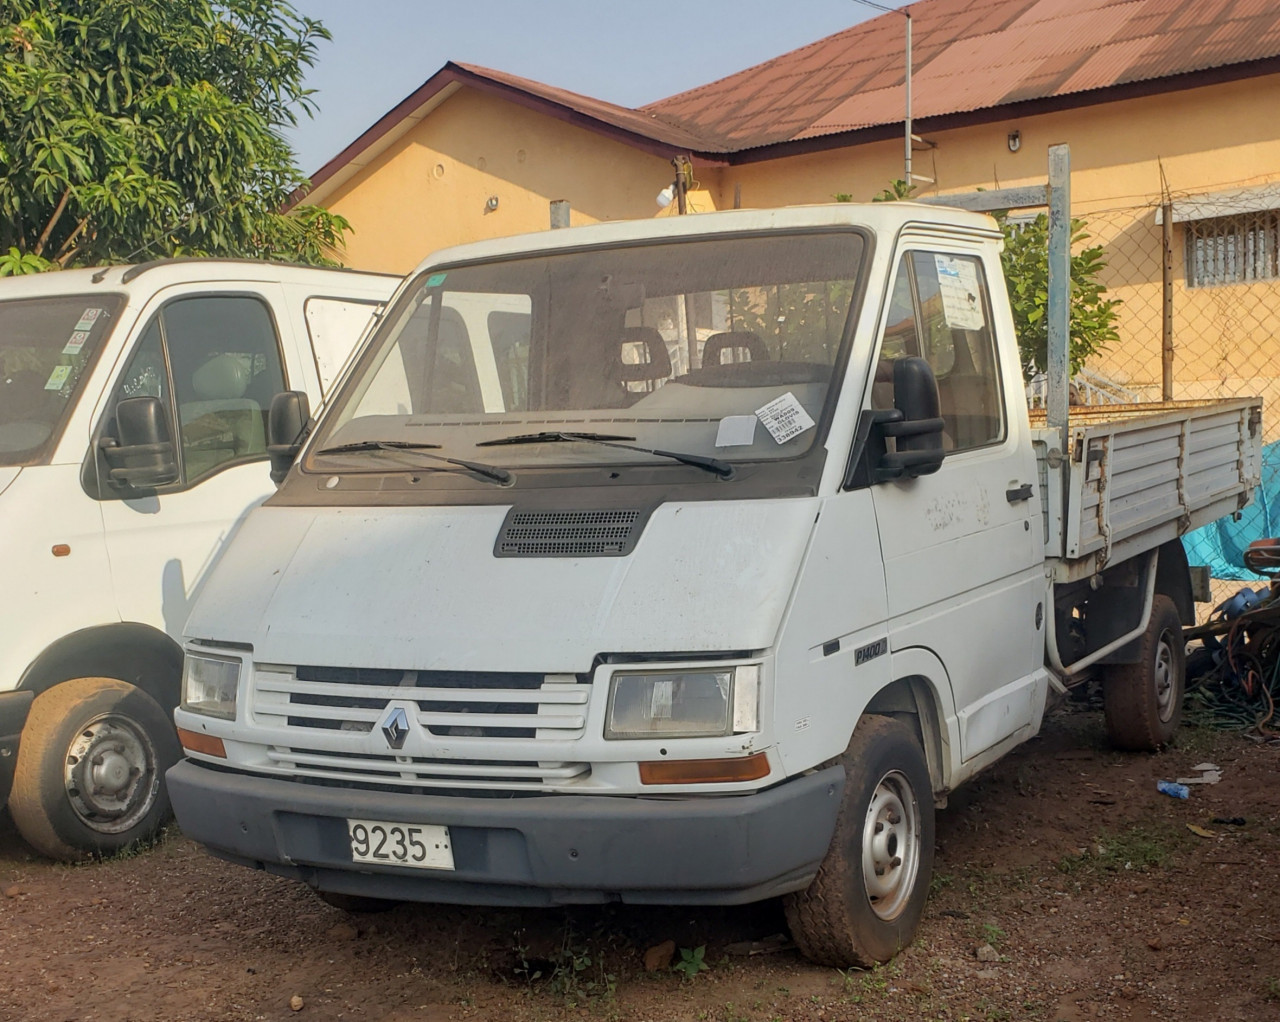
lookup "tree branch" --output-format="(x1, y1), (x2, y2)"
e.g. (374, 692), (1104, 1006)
(34, 187), (72, 259)
(53, 216), (91, 264)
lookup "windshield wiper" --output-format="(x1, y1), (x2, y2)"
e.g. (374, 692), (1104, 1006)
(477, 431), (636, 446)
(477, 430), (734, 479)
(315, 439), (513, 485)
(317, 439), (442, 454)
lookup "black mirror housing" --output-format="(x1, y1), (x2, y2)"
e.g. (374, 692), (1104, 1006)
(267, 390), (311, 485)
(877, 356), (946, 481)
(101, 396), (178, 489)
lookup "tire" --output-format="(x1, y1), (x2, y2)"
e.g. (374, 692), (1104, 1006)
(9, 677), (181, 861)
(314, 890), (401, 914)
(784, 715), (935, 967)
(1102, 594), (1185, 751)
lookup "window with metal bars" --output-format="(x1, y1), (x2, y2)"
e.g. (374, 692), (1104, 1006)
(1185, 211), (1280, 287)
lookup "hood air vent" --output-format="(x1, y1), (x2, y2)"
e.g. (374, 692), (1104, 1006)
(495, 508), (646, 557)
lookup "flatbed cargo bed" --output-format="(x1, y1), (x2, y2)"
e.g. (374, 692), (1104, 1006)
(1030, 398), (1262, 582)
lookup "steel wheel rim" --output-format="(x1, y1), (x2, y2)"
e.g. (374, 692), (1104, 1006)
(861, 769), (921, 921)
(1154, 630), (1178, 722)
(63, 713), (159, 835)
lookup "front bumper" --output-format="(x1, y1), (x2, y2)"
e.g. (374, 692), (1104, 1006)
(167, 759), (843, 906)
(0, 690), (34, 804)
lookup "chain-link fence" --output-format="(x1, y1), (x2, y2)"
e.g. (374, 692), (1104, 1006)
(1064, 193), (1279, 437)
(1059, 188), (1280, 609)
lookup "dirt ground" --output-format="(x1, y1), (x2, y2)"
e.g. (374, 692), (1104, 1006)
(2, 705), (1279, 1022)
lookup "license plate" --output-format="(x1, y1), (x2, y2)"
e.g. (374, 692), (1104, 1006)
(345, 819), (454, 870)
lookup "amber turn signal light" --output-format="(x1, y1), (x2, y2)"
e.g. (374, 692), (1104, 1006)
(639, 752), (770, 785)
(177, 727), (227, 759)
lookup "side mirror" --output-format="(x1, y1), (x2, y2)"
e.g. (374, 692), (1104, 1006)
(100, 396), (178, 489)
(267, 390), (311, 485)
(876, 356), (946, 481)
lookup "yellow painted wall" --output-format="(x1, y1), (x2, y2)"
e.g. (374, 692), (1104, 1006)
(326, 75), (1280, 434)
(321, 89), (715, 274)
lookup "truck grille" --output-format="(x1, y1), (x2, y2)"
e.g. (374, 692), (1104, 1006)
(250, 664), (590, 791)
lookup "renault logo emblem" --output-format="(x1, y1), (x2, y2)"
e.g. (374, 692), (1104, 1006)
(381, 706), (410, 750)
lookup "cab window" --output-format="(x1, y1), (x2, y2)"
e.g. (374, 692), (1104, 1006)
(113, 295), (286, 485)
(874, 252), (1004, 451)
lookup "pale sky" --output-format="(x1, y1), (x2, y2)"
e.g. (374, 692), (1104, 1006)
(284, 0), (911, 175)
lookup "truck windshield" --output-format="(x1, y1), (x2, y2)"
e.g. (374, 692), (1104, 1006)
(0, 294), (123, 466)
(313, 231), (865, 476)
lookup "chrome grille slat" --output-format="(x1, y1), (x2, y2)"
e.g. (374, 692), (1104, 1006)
(256, 677), (587, 705)
(267, 748), (586, 780)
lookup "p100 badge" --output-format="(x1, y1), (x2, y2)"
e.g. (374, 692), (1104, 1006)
(854, 638), (888, 666)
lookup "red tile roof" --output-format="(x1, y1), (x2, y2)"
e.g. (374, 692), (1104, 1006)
(304, 0), (1280, 197)
(644, 0), (1280, 151)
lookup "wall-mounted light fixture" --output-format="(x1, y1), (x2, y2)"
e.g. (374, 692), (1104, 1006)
(1008, 130), (1022, 153)
(484, 195), (499, 212)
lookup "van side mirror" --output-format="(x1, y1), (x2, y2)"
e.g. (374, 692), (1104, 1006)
(267, 390), (311, 485)
(876, 356), (946, 481)
(100, 396), (179, 489)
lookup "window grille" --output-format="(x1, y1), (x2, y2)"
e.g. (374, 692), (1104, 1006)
(1185, 210), (1280, 287)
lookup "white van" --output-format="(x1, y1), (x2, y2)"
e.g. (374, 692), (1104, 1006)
(0, 260), (400, 859)
(167, 208), (1257, 966)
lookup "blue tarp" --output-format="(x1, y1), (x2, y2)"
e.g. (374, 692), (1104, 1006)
(1182, 440), (1280, 581)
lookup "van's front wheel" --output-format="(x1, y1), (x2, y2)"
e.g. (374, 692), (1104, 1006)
(8, 678), (180, 861)
(784, 715), (935, 967)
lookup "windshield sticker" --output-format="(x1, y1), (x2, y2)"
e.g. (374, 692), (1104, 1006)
(74, 308), (104, 332)
(756, 392), (815, 445)
(424, 272), (448, 287)
(934, 255), (985, 330)
(62, 330), (90, 355)
(44, 365), (72, 391)
(715, 414), (758, 447)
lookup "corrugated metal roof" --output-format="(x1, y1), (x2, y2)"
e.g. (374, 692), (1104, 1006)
(644, 0), (1280, 149)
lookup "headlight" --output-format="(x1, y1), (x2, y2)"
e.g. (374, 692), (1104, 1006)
(181, 652), (241, 720)
(605, 664), (760, 739)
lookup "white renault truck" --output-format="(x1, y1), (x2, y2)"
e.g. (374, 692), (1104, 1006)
(167, 205), (1260, 967)
(0, 260), (399, 860)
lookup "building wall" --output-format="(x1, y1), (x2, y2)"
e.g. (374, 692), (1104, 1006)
(320, 89), (720, 274)
(724, 73), (1280, 433)
(324, 74), (1280, 432)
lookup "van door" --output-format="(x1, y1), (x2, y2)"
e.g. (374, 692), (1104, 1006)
(92, 286), (296, 638)
(867, 242), (1045, 761)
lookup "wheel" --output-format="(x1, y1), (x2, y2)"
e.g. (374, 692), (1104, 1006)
(1102, 594), (1185, 751)
(784, 715), (935, 967)
(314, 890), (401, 914)
(8, 678), (180, 861)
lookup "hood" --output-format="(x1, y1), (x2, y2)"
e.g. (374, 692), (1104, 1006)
(0, 467), (20, 499)
(185, 499), (820, 673)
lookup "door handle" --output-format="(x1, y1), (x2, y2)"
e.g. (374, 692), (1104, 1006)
(1006, 483), (1034, 503)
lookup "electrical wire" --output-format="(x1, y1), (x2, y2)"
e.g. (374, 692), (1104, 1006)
(1186, 587), (1280, 736)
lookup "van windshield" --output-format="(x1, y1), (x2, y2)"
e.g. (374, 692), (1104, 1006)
(312, 231), (865, 477)
(0, 294), (123, 466)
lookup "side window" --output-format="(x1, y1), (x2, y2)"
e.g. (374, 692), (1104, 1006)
(876, 252), (1004, 451)
(116, 295), (286, 486)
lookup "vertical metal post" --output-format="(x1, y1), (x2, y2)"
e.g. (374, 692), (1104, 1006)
(1162, 200), (1175, 401)
(549, 200), (570, 229)
(904, 11), (913, 188)
(1047, 144), (1071, 450)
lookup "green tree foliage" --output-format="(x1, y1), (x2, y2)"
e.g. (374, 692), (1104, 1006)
(0, 0), (348, 272)
(998, 212), (1121, 379)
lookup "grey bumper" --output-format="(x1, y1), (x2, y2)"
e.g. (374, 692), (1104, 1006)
(167, 759), (843, 907)
(0, 690), (33, 804)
